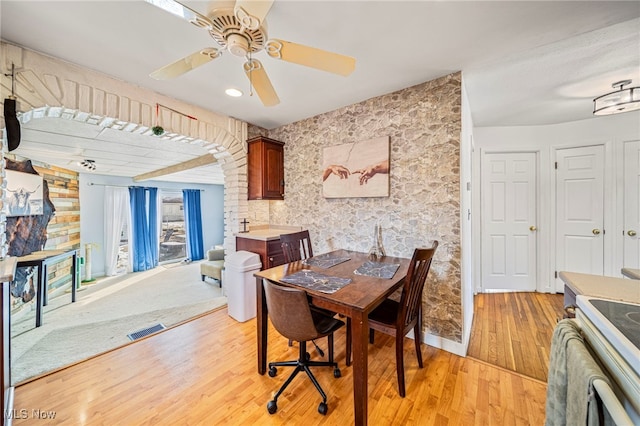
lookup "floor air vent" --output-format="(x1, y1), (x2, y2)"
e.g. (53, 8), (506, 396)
(127, 323), (166, 341)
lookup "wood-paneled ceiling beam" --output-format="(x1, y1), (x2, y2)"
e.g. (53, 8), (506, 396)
(133, 154), (217, 182)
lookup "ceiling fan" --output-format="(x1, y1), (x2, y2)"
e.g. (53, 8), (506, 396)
(145, 0), (356, 107)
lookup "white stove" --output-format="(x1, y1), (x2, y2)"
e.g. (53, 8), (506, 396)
(576, 295), (640, 422)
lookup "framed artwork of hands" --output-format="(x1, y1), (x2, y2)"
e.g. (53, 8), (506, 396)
(322, 136), (390, 198)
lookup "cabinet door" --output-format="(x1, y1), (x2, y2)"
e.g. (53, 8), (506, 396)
(263, 142), (284, 199)
(266, 239), (285, 268)
(247, 137), (285, 200)
(247, 141), (264, 200)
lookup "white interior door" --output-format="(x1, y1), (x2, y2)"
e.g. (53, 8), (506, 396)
(555, 145), (604, 280)
(481, 152), (537, 292)
(624, 140), (640, 268)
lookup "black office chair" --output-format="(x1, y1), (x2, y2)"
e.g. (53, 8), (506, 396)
(264, 279), (344, 415)
(280, 231), (352, 365)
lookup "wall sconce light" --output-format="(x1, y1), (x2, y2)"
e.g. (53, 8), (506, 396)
(593, 80), (640, 116)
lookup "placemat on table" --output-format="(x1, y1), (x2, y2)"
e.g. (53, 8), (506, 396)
(303, 253), (351, 269)
(280, 270), (352, 293)
(354, 261), (400, 279)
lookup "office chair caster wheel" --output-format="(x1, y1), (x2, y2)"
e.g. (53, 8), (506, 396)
(333, 367), (341, 378)
(268, 367), (277, 377)
(305, 352), (311, 361)
(318, 402), (328, 415)
(267, 400), (278, 414)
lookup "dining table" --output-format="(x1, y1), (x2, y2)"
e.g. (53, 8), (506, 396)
(254, 249), (411, 426)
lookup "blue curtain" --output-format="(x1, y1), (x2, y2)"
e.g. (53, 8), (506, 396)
(183, 189), (204, 261)
(129, 186), (159, 272)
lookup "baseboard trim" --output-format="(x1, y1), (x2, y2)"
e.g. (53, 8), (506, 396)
(423, 333), (467, 357)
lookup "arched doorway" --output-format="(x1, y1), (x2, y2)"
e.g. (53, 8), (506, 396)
(1, 41), (249, 255)
(1, 41), (249, 384)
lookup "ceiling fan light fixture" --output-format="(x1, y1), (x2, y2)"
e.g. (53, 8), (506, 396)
(226, 33), (249, 57)
(593, 80), (640, 116)
(78, 159), (96, 172)
(225, 88), (243, 97)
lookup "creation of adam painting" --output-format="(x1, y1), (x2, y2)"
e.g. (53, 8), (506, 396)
(322, 136), (390, 198)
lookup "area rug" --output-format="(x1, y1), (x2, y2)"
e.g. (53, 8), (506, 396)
(11, 261), (227, 384)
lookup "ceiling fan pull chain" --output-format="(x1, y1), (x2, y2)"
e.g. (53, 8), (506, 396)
(248, 52), (254, 97)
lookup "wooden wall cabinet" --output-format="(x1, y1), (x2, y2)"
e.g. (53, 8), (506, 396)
(247, 136), (285, 200)
(236, 237), (285, 270)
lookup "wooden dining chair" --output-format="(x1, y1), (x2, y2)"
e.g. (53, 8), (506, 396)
(368, 241), (438, 397)
(280, 230), (314, 263)
(279, 230), (352, 366)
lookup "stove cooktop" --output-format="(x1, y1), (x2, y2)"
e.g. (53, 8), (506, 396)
(576, 296), (640, 377)
(590, 299), (640, 351)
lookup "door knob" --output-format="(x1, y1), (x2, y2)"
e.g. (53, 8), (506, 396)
(529, 225), (537, 231)
(592, 229), (601, 235)
(628, 230), (637, 237)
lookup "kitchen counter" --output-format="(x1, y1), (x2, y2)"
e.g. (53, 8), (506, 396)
(235, 225), (302, 241)
(235, 225), (304, 270)
(560, 271), (640, 304)
(621, 268), (640, 280)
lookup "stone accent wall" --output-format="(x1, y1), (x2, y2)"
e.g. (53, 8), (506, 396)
(250, 72), (462, 342)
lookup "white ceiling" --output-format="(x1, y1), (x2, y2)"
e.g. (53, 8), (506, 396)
(1, 1), (639, 185)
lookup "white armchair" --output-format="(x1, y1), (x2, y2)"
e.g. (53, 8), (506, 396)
(200, 247), (225, 287)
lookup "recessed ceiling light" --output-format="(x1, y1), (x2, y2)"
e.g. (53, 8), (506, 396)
(225, 88), (243, 97)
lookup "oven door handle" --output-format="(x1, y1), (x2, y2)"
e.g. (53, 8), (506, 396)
(592, 379), (634, 426)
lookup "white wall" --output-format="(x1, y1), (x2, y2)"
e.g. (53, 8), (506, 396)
(473, 111), (640, 292)
(79, 173), (224, 277)
(460, 78), (474, 354)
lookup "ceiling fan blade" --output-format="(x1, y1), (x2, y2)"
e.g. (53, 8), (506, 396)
(243, 59), (280, 107)
(234, 0), (274, 30)
(145, 0), (213, 30)
(150, 48), (220, 80)
(265, 39), (356, 76)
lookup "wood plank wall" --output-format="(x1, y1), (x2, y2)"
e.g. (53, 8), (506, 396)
(34, 163), (80, 291)
(33, 164), (80, 251)
(4, 158), (81, 294)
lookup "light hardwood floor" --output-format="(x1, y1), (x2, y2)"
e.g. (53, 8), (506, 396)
(467, 292), (564, 382)
(11, 296), (552, 425)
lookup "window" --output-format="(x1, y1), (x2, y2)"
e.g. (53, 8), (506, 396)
(159, 191), (186, 263)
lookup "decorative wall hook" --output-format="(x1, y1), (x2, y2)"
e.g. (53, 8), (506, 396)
(3, 63), (17, 100)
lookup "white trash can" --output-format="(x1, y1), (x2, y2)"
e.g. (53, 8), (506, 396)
(225, 250), (262, 322)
